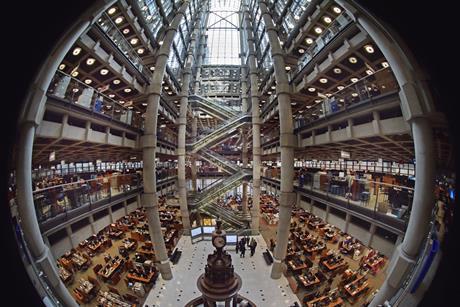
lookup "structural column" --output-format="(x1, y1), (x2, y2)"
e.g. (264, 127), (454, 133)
(258, 0), (296, 279)
(177, 14), (201, 234)
(65, 225), (75, 249)
(367, 223), (377, 246)
(142, 1), (189, 280)
(242, 2), (261, 233)
(344, 213), (351, 233)
(88, 214), (96, 234)
(240, 65), (249, 216)
(191, 116), (198, 192)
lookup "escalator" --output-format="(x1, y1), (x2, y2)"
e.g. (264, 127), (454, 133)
(190, 94), (237, 121)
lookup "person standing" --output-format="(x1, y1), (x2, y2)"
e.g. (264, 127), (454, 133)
(240, 243), (246, 258)
(250, 240), (257, 257)
(236, 239), (239, 254)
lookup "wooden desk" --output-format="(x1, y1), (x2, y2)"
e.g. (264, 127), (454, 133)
(98, 258), (123, 279)
(59, 257), (73, 271)
(306, 295), (344, 307)
(344, 275), (369, 297)
(304, 242), (326, 253)
(364, 256), (385, 273)
(71, 253), (88, 269)
(127, 271), (156, 284)
(59, 267), (73, 284)
(287, 260), (308, 272)
(87, 241), (102, 252)
(298, 273), (320, 288)
(323, 258), (346, 271)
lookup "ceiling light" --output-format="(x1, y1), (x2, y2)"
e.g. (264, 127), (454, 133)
(271, 86), (276, 89)
(100, 68), (109, 75)
(108, 7), (116, 15)
(113, 79), (121, 84)
(137, 48), (145, 54)
(294, 15), (300, 21)
(306, 105), (312, 109)
(122, 28), (130, 34)
(305, 38), (314, 44)
(58, 63), (66, 70)
(364, 45), (375, 53)
(86, 58), (96, 65)
(381, 61), (389, 68)
(142, 102), (148, 106)
(71, 71), (79, 77)
(119, 100), (125, 104)
(308, 87), (316, 92)
(352, 92), (358, 97)
(124, 88), (132, 93)
(314, 99), (322, 103)
(291, 102), (297, 105)
(267, 91), (272, 95)
(130, 38), (138, 45)
(366, 69), (373, 75)
(136, 111), (141, 114)
(115, 109), (120, 113)
(146, 15), (153, 21)
(115, 17), (123, 24)
(349, 57), (357, 64)
(333, 6), (342, 14)
(84, 79), (92, 84)
(72, 88), (79, 93)
(319, 78), (328, 83)
(164, 86), (169, 90)
(333, 67), (342, 74)
(150, 66), (155, 71)
(142, 5), (148, 11)
(285, 66), (291, 71)
(127, 106), (133, 109)
(109, 94), (115, 98)
(350, 77), (359, 83)
(159, 41), (164, 46)
(168, 91), (173, 95)
(337, 85), (344, 90)
(323, 16), (332, 23)
(325, 93), (332, 97)
(298, 48), (305, 54)
(314, 27), (323, 34)
(72, 47), (82, 56)
(339, 98), (345, 102)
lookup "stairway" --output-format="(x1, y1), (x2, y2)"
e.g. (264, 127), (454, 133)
(186, 114), (251, 153)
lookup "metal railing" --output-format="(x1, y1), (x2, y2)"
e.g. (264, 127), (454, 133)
(47, 70), (144, 129)
(295, 67), (399, 129)
(199, 149), (240, 174)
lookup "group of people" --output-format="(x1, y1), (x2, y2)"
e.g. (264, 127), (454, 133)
(236, 236), (257, 258)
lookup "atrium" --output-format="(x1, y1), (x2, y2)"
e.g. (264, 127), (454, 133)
(3, 0), (457, 306)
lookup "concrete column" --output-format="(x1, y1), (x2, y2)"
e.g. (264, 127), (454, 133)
(88, 214), (96, 234)
(241, 129), (249, 215)
(191, 116), (198, 192)
(367, 223), (377, 246)
(243, 3), (260, 233)
(296, 192), (301, 207)
(124, 199), (128, 215)
(136, 193), (142, 208)
(325, 205), (330, 223)
(65, 225), (75, 249)
(193, 11), (208, 94)
(344, 213), (351, 234)
(309, 200), (314, 213)
(142, 1), (190, 280)
(108, 206), (114, 223)
(346, 118), (353, 138)
(258, 0), (296, 279)
(333, 3), (436, 305)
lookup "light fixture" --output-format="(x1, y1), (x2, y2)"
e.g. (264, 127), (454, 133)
(349, 57), (358, 64)
(127, 106), (133, 109)
(319, 78), (328, 84)
(314, 27), (323, 34)
(364, 44), (375, 53)
(168, 91), (173, 95)
(150, 66), (155, 71)
(136, 111), (141, 114)
(337, 85), (344, 90)
(84, 79), (92, 84)
(285, 66), (291, 71)
(381, 61), (389, 68)
(298, 48), (305, 54)
(115, 109), (120, 113)
(325, 93), (332, 97)
(137, 48), (145, 54)
(291, 102), (297, 105)
(350, 77), (359, 83)
(106, 105), (112, 109)
(124, 88), (132, 93)
(108, 7), (116, 15)
(71, 71), (79, 77)
(72, 88), (79, 93)
(314, 99), (322, 103)
(352, 92), (358, 97)
(146, 15), (153, 21)
(142, 5), (148, 11)
(58, 63), (66, 70)
(271, 86), (276, 89)
(122, 28), (130, 34)
(113, 79), (121, 84)
(308, 87), (316, 92)
(142, 102), (148, 106)
(72, 47), (82, 56)
(159, 41), (164, 46)
(100, 68), (109, 75)
(109, 94), (115, 98)
(333, 6), (342, 14)
(339, 98), (345, 102)
(323, 16), (332, 23)
(366, 69), (373, 75)
(130, 38), (138, 45)
(86, 58), (96, 65)
(333, 67), (342, 74)
(115, 17), (123, 24)
(119, 100), (125, 104)
(294, 15), (300, 21)
(305, 38), (314, 44)
(164, 86), (169, 90)
(306, 105), (312, 109)
(267, 91), (272, 94)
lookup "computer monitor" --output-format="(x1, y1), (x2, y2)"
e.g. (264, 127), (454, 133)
(226, 235), (237, 244)
(191, 227), (202, 237)
(339, 171), (345, 178)
(203, 226), (215, 234)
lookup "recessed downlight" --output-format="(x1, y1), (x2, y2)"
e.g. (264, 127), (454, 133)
(308, 87), (316, 92)
(333, 6), (342, 14)
(130, 38), (138, 45)
(108, 94), (115, 98)
(333, 67), (342, 74)
(364, 45), (375, 53)
(352, 92), (358, 97)
(366, 69), (373, 75)
(337, 85), (345, 90)
(100, 69), (109, 75)
(305, 38), (314, 44)
(323, 16), (332, 23)
(314, 27), (323, 34)
(72, 47), (82, 56)
(115, 17), (123, 24)
(86, 58), (96, 65)
(108, 7), (116, 15)
(298, 48), (305, 54)
(350, 77), (359, 83)
(113, 79), (121, 84)
(150, 66), (155, 71)
(84, 79), (92, 84)
(71, 71), (79, 77)
(348, 57), (357, 64)
(58, 63), (66, 70)
(124, 88), (132, 93)
(122, 28), (130, 34)
(381, 61), (389, 68)
(319, 78), (328, 84)
(137, 48), (145, 54)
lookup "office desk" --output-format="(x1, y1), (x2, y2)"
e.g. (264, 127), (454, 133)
(344, 275), (369, 299)
(298, 273), (321, 288)
(287, 260), (308, 272)
(98, 258), (123, 279)
(127, 271), (157, 284)
(306, 295), (344, 307)
(323, 258), (346, 271)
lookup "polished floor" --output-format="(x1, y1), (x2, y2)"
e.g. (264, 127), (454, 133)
(143, 235), (301, 306)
